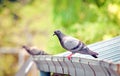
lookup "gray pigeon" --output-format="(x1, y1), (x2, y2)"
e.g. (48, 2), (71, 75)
(22, 45), (48, 55)
(53, 30), (98, 60)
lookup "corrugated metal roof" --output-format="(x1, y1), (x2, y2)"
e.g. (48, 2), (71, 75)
(89, 36), (120, 62)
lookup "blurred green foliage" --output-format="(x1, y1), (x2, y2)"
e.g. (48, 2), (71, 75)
(0, 0), (120, 76)
(0, 54), (18, 76)
(53, 0), (120, 26)
(0, 0), (51, 47)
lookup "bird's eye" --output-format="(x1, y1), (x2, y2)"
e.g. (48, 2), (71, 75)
(58, 31), (61, 33)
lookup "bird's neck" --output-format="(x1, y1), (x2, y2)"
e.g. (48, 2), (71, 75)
(57, 33), (65, 42)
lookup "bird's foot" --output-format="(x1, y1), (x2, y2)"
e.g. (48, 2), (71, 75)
(67, 53), (74, 60)
(67, 56), (72, 60)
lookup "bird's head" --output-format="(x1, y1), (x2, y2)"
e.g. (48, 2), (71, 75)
(22, 45), (27, 49)
(53, 30), (62, 36)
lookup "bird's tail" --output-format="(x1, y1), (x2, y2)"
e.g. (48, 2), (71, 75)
(89, 51), (99, 58)
(91, 54), (98, 58)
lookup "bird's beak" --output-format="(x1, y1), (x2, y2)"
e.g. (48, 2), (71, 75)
(22, 45), (26, 49)
(53, 33), (56, 36)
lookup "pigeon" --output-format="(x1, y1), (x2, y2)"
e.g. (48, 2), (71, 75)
(53, 30), (98, 60)
(22, 45), (48, 55)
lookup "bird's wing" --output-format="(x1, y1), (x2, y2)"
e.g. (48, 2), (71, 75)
(30, 49), (48, 55)
(30, 49), (41, 55)
(62, 36), (80, 50)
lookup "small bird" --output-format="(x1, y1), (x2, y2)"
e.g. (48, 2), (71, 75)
(53, 30), (98, 60)
(22, 45), (48, 55)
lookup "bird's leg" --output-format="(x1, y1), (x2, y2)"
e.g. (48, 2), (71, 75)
(67, 53), (74, 60)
